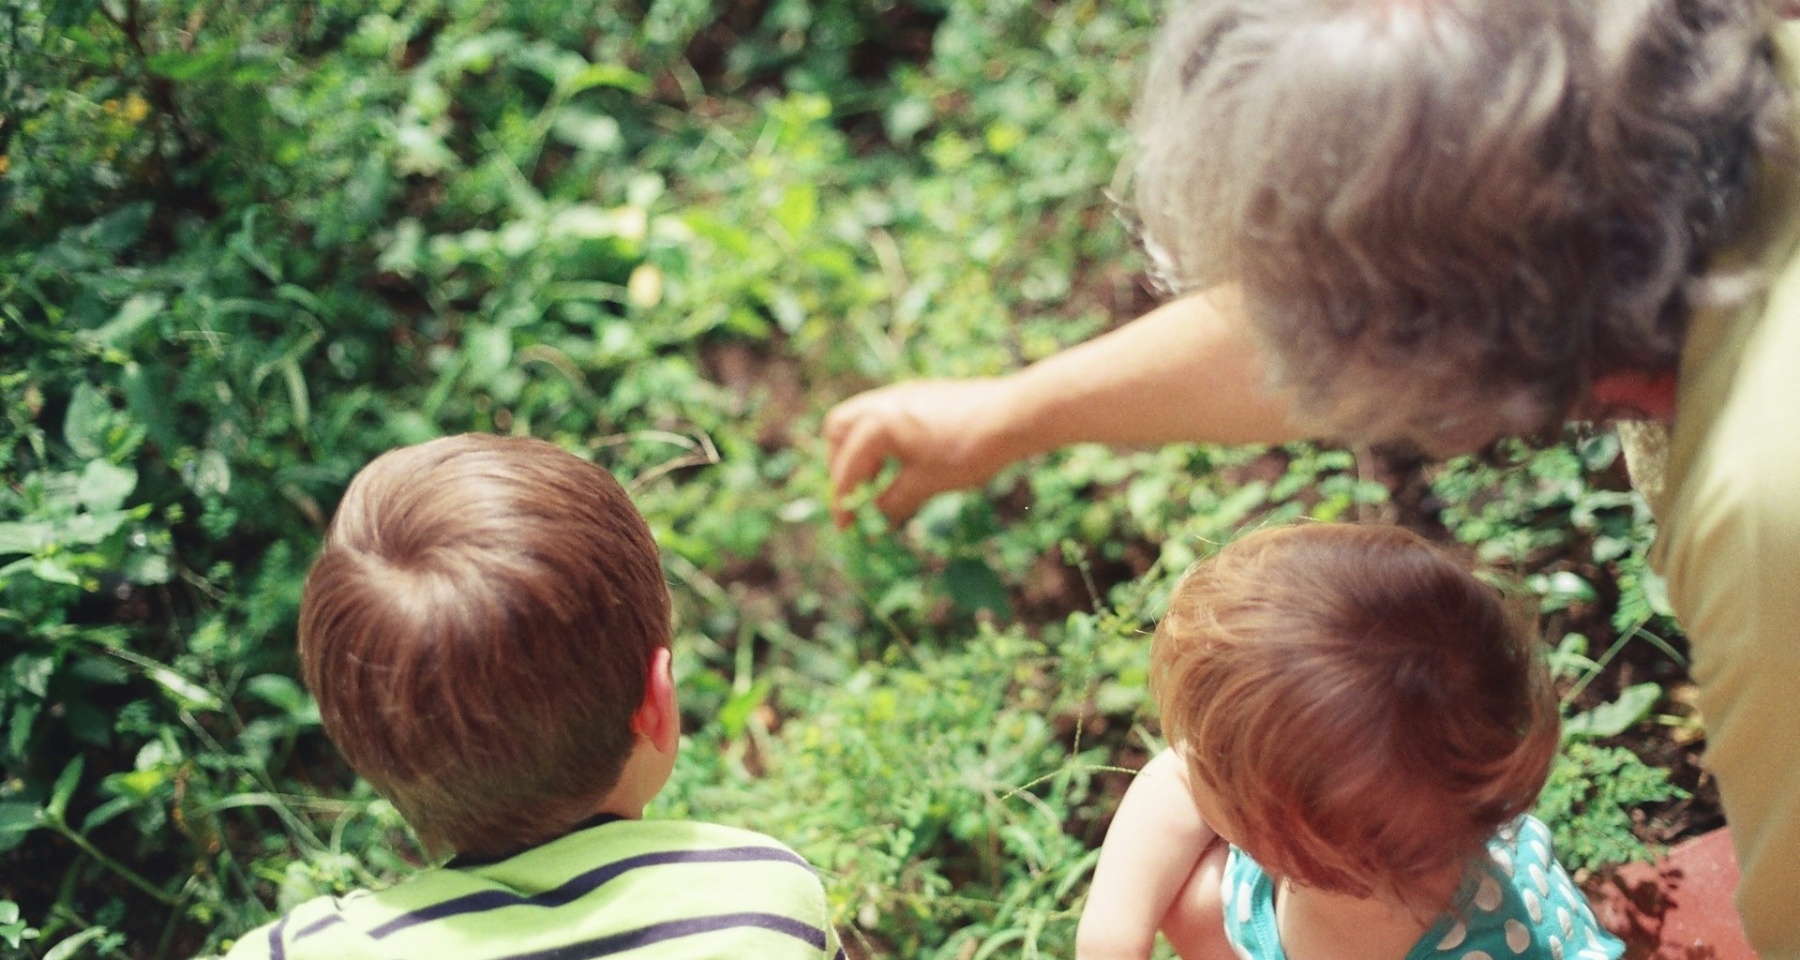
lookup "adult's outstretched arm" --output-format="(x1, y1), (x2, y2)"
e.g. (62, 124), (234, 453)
(823, 285), (1309, 527)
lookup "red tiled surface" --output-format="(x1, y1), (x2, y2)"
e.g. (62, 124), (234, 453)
(1587, 828), (1759, 960)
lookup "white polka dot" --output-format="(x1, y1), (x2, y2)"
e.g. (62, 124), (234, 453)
(1474, 874), (1504, 912)
(1530, 840), (1550, 864)
(1464, 951), (1493, 960)
(1530, 863), (1551, 895)
(1523, 889), (1543, 923)
(1237, 889), (1252, 924)
(1558, 906), (1573, 936)
(1550, 937), (1564, 960)
(1491, 847), (1514, 876)
(1505, 919), (1532, 954)
(1438, 921), (1468, 951)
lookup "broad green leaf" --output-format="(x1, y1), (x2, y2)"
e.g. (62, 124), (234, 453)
(395, 124), (458, 176)
(62, 384), (112, 460)
(64, 696), (112, 748)
(465, 325), (514, 383)
(68, 656), (130, 684)
(0, 804), (42, 837)
(85, 203), (153, 254)
(7, 702), (40, 759)
(550, 110), (621, 152)
(90, 293), (164, 346)
(0, 804), (43, 854)
(102, 767), (166, 803)
(0, 522), (51, 557)
(243, 674), (311, 717)
(77, 459), (136, 513)
(944, 557), (1013, 618)
(27, 557), (80, 586)
(57, 509), (130, 546)
(1565, 682), (1662, 741)
(10, 656), (55, 699)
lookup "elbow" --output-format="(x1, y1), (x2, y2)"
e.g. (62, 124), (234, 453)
(1074, 917), (1153, 960)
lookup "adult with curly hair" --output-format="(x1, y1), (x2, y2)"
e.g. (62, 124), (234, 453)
(824, 1), (1800, 954)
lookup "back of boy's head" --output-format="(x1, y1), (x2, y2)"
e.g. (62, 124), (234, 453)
(1151, 523), (1557, 910)
(299, 433), (671, 858)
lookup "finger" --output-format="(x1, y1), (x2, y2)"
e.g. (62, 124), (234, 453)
(874, 467), (934, 526)
(828, 418), (894, 527)
(822, 393), (869, 446)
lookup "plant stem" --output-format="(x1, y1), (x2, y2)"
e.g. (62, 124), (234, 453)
(49, 820), (179, 908)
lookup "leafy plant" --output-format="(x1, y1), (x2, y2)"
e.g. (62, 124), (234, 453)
(2, 1), (1700, 956)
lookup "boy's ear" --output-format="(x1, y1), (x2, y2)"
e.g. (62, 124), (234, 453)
(630, 646), (679, 754)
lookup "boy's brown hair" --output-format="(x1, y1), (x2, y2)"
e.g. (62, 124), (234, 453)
(1151, 523), (1558, 911)
(299, 433), (671, 857)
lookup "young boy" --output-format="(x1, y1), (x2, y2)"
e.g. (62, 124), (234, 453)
(225, 433), (843, 960)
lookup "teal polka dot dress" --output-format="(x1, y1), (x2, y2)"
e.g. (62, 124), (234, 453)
(1220, 815), (1625, 960)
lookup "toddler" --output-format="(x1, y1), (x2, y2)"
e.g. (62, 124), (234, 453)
(1077, 524), (1622, 960)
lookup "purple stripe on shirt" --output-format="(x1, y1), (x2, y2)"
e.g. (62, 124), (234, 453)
(267, 913), (290, 960)
(362, 845), (813, 940)
(290, 913), (345, 941)
(497, 911), (827, 960)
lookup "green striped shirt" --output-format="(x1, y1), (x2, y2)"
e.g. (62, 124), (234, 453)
(222, 817), (844, 960)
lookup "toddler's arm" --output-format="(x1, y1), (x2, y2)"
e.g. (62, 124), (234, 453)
(1076, 750), (1219, 960)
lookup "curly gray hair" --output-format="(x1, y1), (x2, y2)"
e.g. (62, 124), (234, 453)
(1134, 0), (1790, 452)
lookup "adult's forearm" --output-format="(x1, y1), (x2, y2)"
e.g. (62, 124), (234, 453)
(992, 286), (1310, 461)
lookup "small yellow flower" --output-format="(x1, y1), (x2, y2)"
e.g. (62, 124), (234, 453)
(122, 93), (151, 123)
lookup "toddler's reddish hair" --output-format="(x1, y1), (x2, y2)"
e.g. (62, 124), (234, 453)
(1151, 523), (1558, 911)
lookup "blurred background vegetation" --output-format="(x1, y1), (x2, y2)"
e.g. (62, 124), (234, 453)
(0, 1), (1706, 957)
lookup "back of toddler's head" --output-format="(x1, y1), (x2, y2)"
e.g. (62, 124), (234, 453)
(298, 433), (672, 857)
(1151, 523), (1557, 910)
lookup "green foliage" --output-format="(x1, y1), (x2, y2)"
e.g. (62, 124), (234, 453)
(0, 901), (40, 953)
(660, 624), (1119, 959)
(2, 0), (1694, 956)
(1536, 742), (1686, 875)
